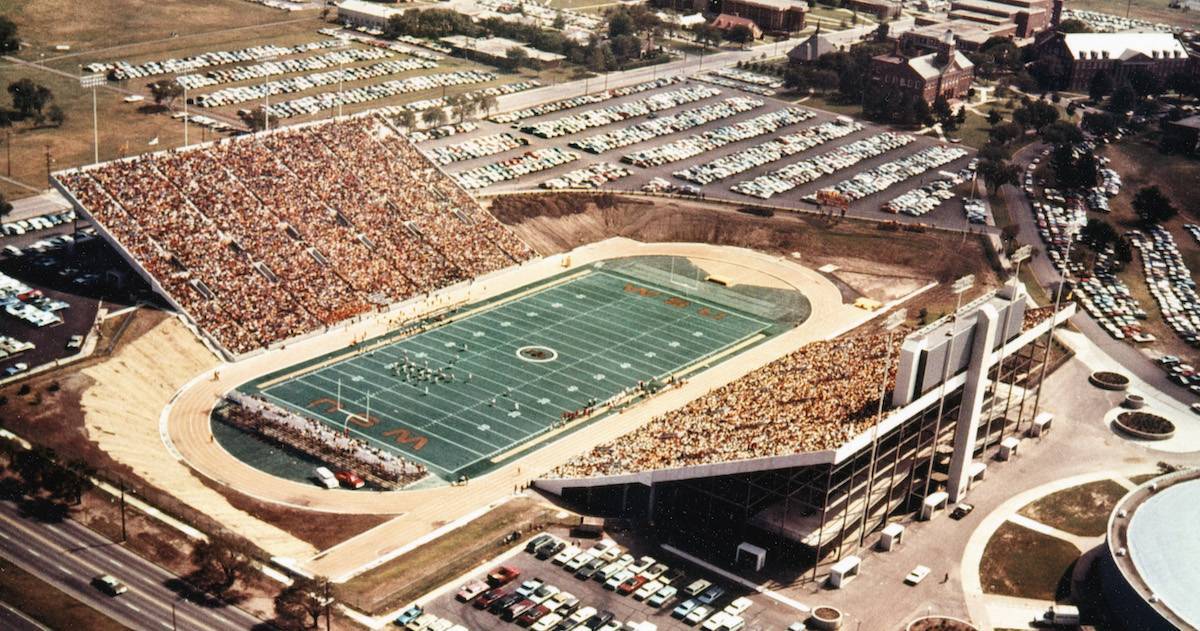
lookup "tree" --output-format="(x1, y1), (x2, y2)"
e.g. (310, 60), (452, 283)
(988, 122), (1022, 144)
(987, 109), (1002, 126)
(1050, 143), (1098, 190)
(1132, 186), (1177, 224)
(1081, 218), (1119, 251)
(1082, 111), (1119, 136)
(977, 157), (1020, 195)
(608, 12), (634, 38)
(7, 78), (53, 120)
(397, 109), (416, 130)
(503, 46), (530, 71)
(422, 107), (448, 127)
(1058, 18), (1092, 33)
(240, 107), (269, 131)
(0, 16), (17, 53)
(274, 576), (328, 630)
(480, 94), (499, 116)
(727, 24), (755, 48)
(149, 79), (184, 109)
(1039, 120), (1083, 145)
(1012, 98), (1058, 131)
(1129, 68), (1163, 99)
(694, 24), (723, 49)
(191, 537), (255, 596)
(932, 95), (952, 121)
(1088, 71), (1114, 102)
(0, 191), (12, 219)
(1108, 83), (1137, 114)
(46, 104), (65, 127)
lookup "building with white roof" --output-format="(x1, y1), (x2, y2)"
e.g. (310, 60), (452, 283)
(1042, 31), (1192, 91)
(337, 0), (407, 30)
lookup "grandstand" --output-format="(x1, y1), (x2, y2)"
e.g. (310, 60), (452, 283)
(51, 115), (534, 357)
(538, 287), (1076, 572)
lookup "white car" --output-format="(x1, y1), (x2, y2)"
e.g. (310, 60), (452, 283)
(553, 545), (580, 565)
(565, 552), (594, 571)
(723, 596), (752, 616)
(532, 614), (562, 631)
(905, 565), (931, 585)
(685, 605), (713, 625)
(605, 569), (635, 590)
(634, 580), (663, 600)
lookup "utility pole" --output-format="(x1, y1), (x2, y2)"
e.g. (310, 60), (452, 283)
(334, 38), (349, 119)
(183, 83), (189, 147)
(4, 130), (10, 177)
(324, 580), (332, 631)
(44, 145), (52, 184)
(80, 72), (104, 164)
(119, 478), (127, 542)
(261, 53), (279, 133)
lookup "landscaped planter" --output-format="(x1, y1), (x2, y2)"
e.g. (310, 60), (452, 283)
(808, 606), (844, 630)
(905, 615), (979, 631)
(1123, 394), (1146, 409)
(1114, 412), (1175, 440)
(1089, 371), (1130, 391)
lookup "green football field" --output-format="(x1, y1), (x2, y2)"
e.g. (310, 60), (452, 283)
(244, 265), (780, 480)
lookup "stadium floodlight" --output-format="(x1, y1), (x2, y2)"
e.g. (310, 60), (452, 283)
(858, 307), (907, 546)
(80, 73), (105, 164)
(951, 274), (975, 319)
(333, 38), (350, 119)
(1009, 244), (1032, 286)
(259, 53), (279, 133)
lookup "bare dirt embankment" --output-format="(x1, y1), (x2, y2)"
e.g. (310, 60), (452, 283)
(487, 193), (1001, 316)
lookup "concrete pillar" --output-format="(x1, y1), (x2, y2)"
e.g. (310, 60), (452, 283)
(947, 304), (999, 503)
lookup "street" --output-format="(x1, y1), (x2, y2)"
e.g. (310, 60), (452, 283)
(0, 498), (264, 630)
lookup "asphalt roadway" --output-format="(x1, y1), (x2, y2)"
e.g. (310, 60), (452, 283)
(0, 498), (263, 630)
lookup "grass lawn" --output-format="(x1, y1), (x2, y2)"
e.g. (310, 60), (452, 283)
(0, 557), (126, 631)
(797, 93), (862, 117)
(336, 497), (577, 615)
(1066, 0), (1200, 29)
(979, 521), (1079, 601)
(4, 0), (312, 60)
(1128, 472), (1161, 485)
(1017, 479), (1128, 537)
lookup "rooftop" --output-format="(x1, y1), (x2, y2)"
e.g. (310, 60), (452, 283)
(1063, 31), (1189, 61)
(441, 35), (566, 61)
(724, 0), (810, 11)
(337, 0), (406, 18)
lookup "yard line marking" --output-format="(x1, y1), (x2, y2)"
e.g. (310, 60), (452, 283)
(56, 564), (72, 574)
(123, 602), (142, 613)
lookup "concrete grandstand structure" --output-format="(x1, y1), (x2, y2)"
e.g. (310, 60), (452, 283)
(538, 285), (1076, 573)
(1100, 468), (1200, 630)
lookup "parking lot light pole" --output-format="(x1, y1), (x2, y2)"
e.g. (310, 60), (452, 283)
(80, 73), (105, 164)
(334, 39), (349, 119)
(260, 53), (279, 132)
(183, 83), (189, 147)
(921, 274), (974, 502)
(858, 308), (906, 547)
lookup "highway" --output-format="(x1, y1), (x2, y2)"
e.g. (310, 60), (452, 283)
(0, 498), (264, 630)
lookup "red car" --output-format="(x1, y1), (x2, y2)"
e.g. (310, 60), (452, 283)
(517, 604), (549, 626)
(335, 470), (364, 489)
(474, 588), (506, 609)
(617, 575), (647, 595)
(487, 565), (521, 587)
(456, 579), (489, 602)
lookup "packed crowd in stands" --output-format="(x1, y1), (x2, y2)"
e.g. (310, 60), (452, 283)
(58, 115), (533, 355)
(222, 393), (428, 487)
(551, 330), (910, 477)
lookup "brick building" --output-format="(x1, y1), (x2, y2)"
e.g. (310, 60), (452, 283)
(870, 33), (976, 104)
(947, 0), (1051, 38)
(1041, 32), (1192, 91)
(718, 0), (807, 35)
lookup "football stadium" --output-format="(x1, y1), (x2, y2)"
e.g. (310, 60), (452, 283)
(47, 111), (1075, 584)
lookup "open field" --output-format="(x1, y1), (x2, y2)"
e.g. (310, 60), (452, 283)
(3, 0), (313, 60)
(1016, 479), (1128, 537)
(1066, 0), (1200, 29)
(0, 556), (125, 631)
(979, 521), (1078, 601)
(336, 497), (576, 615)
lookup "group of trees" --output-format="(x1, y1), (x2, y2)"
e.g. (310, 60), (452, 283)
(0, 16), (18, 53)
(6, 444), (96, 508)
(2, 78), (64, 128)
(1133, 185), (1178, 224)
(1087, 68), (1200, 115)
(384, 6), (663, 73)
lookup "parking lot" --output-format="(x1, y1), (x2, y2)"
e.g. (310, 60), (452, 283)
(424, 76), (979, 230)
(414, 531), (805, 631)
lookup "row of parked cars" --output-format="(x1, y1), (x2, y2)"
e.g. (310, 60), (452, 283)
(89, 39), (346, 80)
(428, 133), (529, 166)
(492, 77), (682, 125)
(2, 210), (76, 237)
(673, 119), (860, 186)
(570, 98), (763, 155)
(195, 58), (436, 108)
(261, 70), (498, 120)
(880, 162), (977, 219)
(732, 132), (914, 199)
(1130, 226), (1200, 348)
(177, 46), (393, 90)
(541, 163), (633, 190)
(814, 145), (968, 203)
(621, 107), (814, 168)
(1025, 149), (1149, 342)
(396, 80), (540, 117)
(454, 147), (579, 190)
(694, 75), (775, 97)
(408, 122), (480, 144)
(416, 534), (752, 631)
(520, 85), (720, 139)
(708, 68), (781, 89)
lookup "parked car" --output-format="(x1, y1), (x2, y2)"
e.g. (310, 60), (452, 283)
(394, 604), (422, 625)
(335, 470), (365, 489)
(617, 574), (647, 595)
(634, 579), (663, 600)
(905, 565), (931, 585)
(648, 585), (677, 607)
(489, 593), (523, 614)
(526, 534), (553, 553)
(685, 605), (713, 625)
(456, 579), (489, 602)
(950, 503), (974, 520)
(488, 565), (521, 586)
(673, 599), (699, 619)
(515, 578), (545, 598)
(698, 586), (725, 605)
(474, 589), (506, 609)
(684, 579), (712, 597)
(313, 466), (338, 489)
(532, 613), (562, 631)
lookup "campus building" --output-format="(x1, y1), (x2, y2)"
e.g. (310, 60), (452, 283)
(336, 0), (407, 30)
(869, 33), (976, 104)
(1099, 469), (1200, 630)
(1038, 31), (1192, 91)
(948, 0), (1052, 38)
(539, 286), (1075, 576)
(717, 0), (808, 35)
